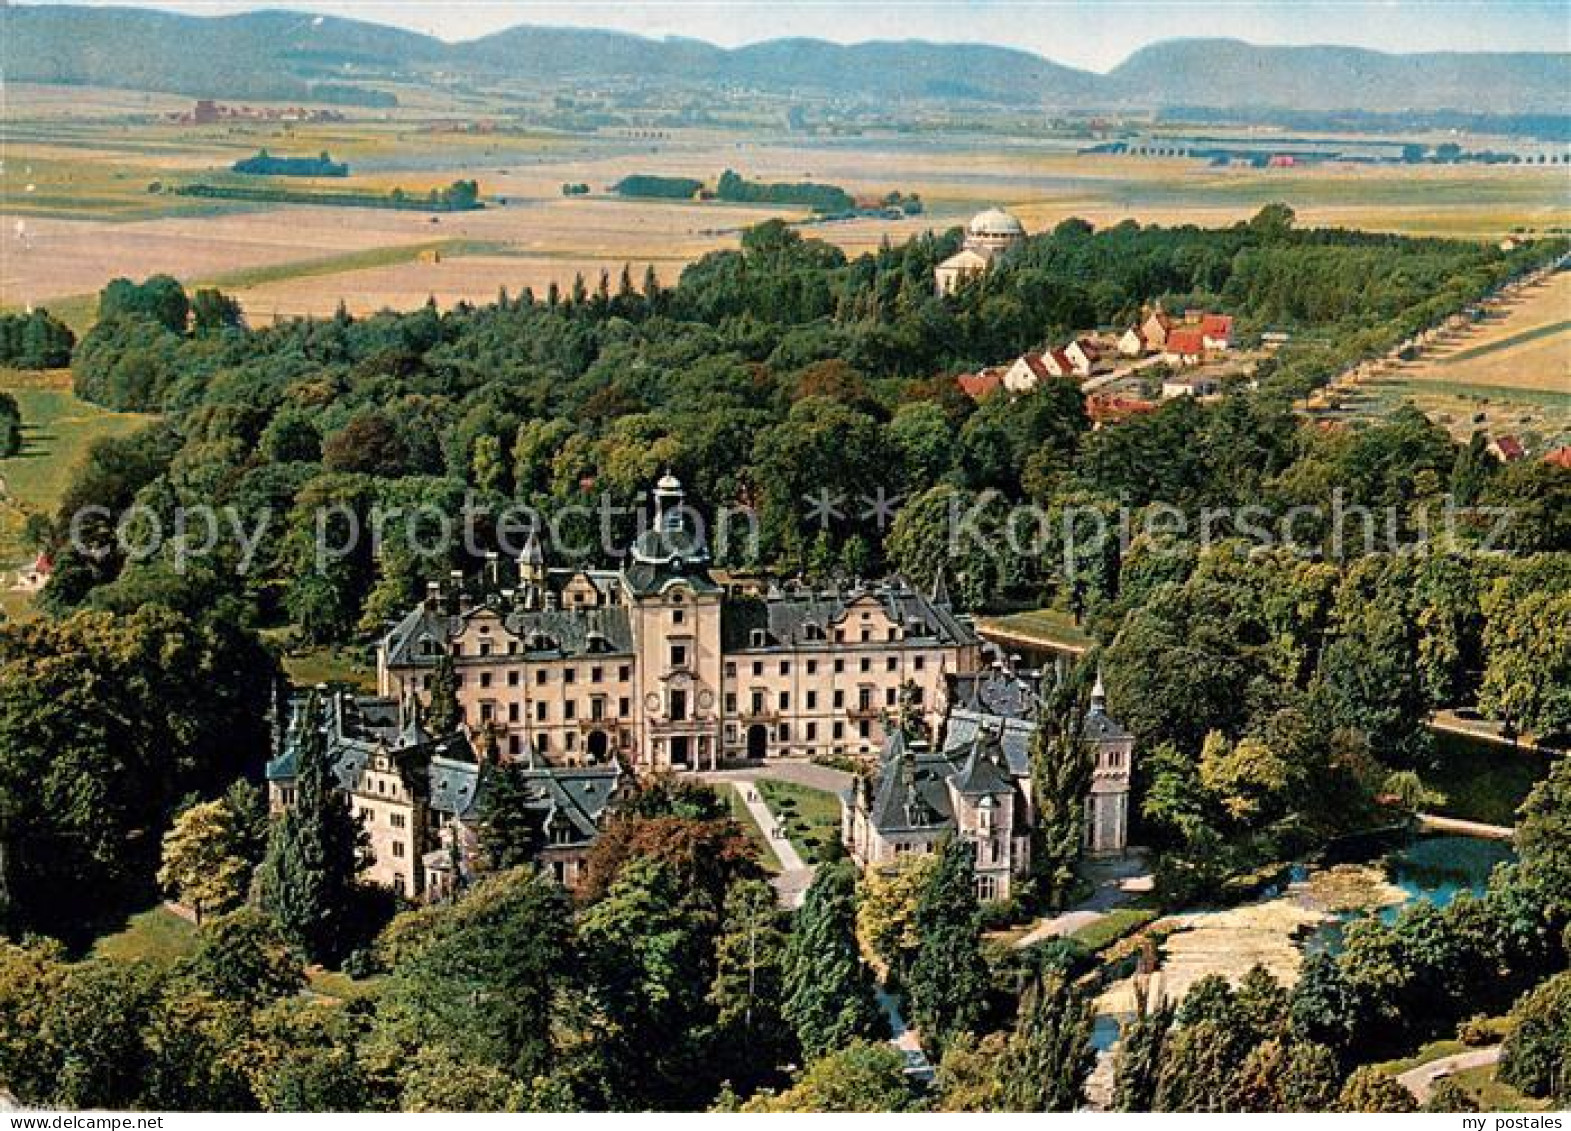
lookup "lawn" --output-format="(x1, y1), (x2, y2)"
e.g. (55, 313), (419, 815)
(978, 606), (1096, 654)
(306, 966), (383, 1003)
(756, 779), (843, 864)
(1068, 907), (1159, 953)
(1423, 729), (1551, 827)
(724, 784), (783, 874)
(0, 370), (155, 566)
(1447, 1064), (1553, 1112)
(90, 905), (198, 967)
(277, 642), (380, 693)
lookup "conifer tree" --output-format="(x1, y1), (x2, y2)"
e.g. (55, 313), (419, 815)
(257, 693), (365, 964)
(1113, 951), (1175, 1112)
(782, 860), (886, 1060)
(425, 650), (462, 734)
(999, 970), (1095, 1112)
(1030, 676), (1094, 912)
(908, 835), (990, 1053)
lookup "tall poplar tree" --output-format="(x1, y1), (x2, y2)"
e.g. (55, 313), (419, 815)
(908, 835), (990, 1053)
(425, 651), (462, 735)
(1031, 675), (1093, 912)
(999, 970), (1096, 1112)
(257, 692), (365, 964)
(782, 860), (885, 1061)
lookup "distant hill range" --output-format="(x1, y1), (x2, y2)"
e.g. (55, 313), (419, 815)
(5, 5), (1567, 117)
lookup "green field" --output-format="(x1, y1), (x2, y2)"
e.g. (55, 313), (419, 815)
(978, 606), (1096, 654)
(0, 372), (155, 567)
(756, 779), (843, 864)
(90, 905), (198, 967)
(1422, 728), (1553, 827)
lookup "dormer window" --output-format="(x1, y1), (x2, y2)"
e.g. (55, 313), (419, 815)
(750, 629), (767, 649)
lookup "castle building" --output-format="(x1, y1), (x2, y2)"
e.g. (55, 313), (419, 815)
(843, 663), (1135, 899)
(265, 688), (624, 899)
(377, 475), (983, 774)
(934, 207), (1027, 296)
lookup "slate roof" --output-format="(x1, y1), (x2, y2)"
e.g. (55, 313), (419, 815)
(381, 600), (635, 666)
(722, 578), (977, 653)
(266, 691), (475, 799)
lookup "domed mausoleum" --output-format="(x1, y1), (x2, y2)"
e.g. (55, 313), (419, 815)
(934, 206), (1027, 296)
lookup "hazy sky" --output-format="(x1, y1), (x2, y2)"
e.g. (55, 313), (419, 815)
(25, 1), (1571, 71)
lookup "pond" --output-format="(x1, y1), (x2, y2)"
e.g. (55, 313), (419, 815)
(1303, 833), (1515, 956)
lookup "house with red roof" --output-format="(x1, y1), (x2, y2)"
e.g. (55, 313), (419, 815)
(1489, 435), (1526, 463)
(1002, 352), (1052, 392)
(12, 552), (51, 594)
(1087, 392), (1158, 424)
(957, 367), (1006, 399)
(1163, 327), (1207, 366)
(1200, 314), (1234, 350)
(1065, 338), (1102, 377)
(1544, 446), (1571, 470)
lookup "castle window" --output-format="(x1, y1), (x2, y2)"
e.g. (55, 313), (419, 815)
(393, 841), (405, 859)
(779, 723), (791, 742)
(536, 702), (548, 721)
(807, 660), (818, 675)
(914, 656), (925, 671)
(780, 661), (790, 676)
(508, 671), (520, 687)
(725, 694), (736, 713)
(779, 691), (790, 711)
(752, 661), (763, 677)
(860, 658), (871, 673)
(536, 670), (548, 685)
(750, 629), (767, 649)
(509, 703), (520, 722)
(834, 659), (845, 674)
(670, 644), (687, 669)
(480, 672), (492, 688)
(834, 690), (845, 709)
(886, 657), (898, 672)
(564, 668), (576, 684)
(724, 662), (736, 679)
(806, 690), (818, 710)
(670, 689), (688, 721)
(672, 609), (685, 625)
(619, 665), (631, 681)
(391, 812), (406, 830)
(479, 642), (492, 657)
(977, 875), (998, 902)
(565, 701), (576, 721)
(619, 697), (630, 716)
(591, 666), (603, 683)
(806, 722), (817, 741)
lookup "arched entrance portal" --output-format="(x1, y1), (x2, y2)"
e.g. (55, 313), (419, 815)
(586, 729), (609, 763)
(746, 724), (768, 761)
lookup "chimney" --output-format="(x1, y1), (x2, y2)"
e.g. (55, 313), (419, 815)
(484, 550), (501, 590)
(424, 580), (442, 611)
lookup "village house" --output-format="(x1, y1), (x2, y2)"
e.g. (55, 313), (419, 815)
(843, 663), (1135, 899)
(266, 689), (625, 899)
(1163, 326), (1207, 366)
(1489, 434), (1527, 462)
(10, 552), (51, 594)
(1162, 373), (1221, 399)
(934, 208), (1027, 296)
(956, 367), (1006, 399)
(379, 474), (983, 774)
(1200, 313), (1235, 350)
(1065, 338), (1102, 377)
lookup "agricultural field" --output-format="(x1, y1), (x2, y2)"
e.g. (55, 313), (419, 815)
(0, 369), (155, 570)
(1330, 269), (1571, 447)
(5, 83), (1570, 330)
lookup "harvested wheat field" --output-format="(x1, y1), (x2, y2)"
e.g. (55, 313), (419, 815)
(1397, 269), (1571, 394)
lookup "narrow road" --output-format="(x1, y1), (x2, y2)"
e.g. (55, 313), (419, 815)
(1397, 1046), (1501, 1103)
(722, 779), (816, 907)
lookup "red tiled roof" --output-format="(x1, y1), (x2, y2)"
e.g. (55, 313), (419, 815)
(1200, 314), (1233, 340)
(1020, 352), (1052, 381)
(957, 369), (1004, 398)
(1048, 348), (1074, 374)
(1166, 328), (1206, 354)
(1493, 435), (1526, 461)
(32, 553), (52, 575)
(1087, 393), (1157, 422)
(1545, 446), (1571, 469)
(1074, 338), (1101, 357)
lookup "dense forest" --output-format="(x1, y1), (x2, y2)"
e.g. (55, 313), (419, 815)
(0, 207), (1566, 1112)
(0, 308), (75, 370)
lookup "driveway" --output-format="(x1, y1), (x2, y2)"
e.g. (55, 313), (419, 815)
(700, 759), (855, 794)
(1397, 1047), (1501, 1103)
